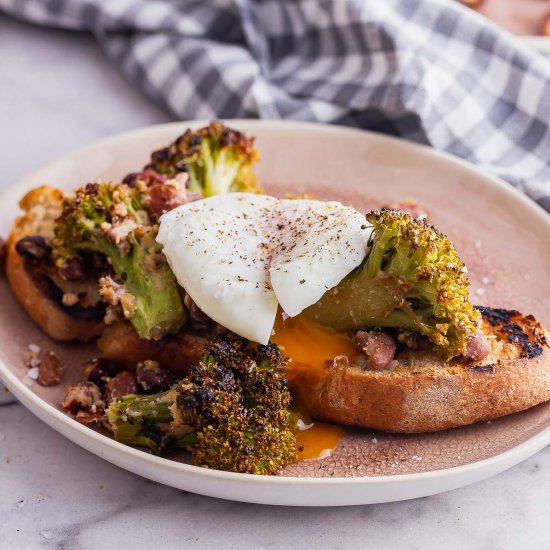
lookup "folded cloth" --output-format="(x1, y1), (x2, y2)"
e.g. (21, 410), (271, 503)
(1, 0), (550, 209)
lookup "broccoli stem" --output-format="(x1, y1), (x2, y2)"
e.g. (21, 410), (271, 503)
(204, 147), (240, 197)
(108, 390), (199, 453)
(173, 433), (198, 447)
(186, 140), (240, 197)
(304, 269), (436, 333)
(106, 390), (182, 453)
(110, 391), (176, 423)
(81, 234), (185, 340)
(110, 238), (184, 340)
(54, 181), (186, 340)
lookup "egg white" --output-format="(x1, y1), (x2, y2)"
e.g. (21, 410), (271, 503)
(269, 199), (372, 317)
(157, 193), (372, 344)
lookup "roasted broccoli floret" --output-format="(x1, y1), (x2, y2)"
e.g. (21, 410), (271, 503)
(146, 121), (261, 197)
(303, 209), (479, 358)
(53, 181), (186, 340)
(106, 337), (297, 475)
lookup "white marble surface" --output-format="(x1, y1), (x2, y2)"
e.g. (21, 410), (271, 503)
(1, 12), (550, 550)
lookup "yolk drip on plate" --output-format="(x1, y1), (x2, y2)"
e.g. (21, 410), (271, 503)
(295, 422), (345, 460)
(271, 311), (357, 460)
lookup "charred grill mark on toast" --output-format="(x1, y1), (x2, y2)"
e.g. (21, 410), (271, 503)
(468, 364), (495, 374)
(27, 263), (106, 322)
(476, 306), (547, 359)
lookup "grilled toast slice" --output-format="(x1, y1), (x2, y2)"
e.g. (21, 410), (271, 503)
(6, 186), (105, 341)
(294, 307), (550, 432)
(97, 321), (207, 376)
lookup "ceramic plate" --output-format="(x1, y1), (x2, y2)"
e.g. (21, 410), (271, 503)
(522, 36), (550, 56)
(1, 120), (550, 506)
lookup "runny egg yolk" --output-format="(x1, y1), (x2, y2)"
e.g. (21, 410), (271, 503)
(271, 312), (357, 460)
(271, 311), (359, 383)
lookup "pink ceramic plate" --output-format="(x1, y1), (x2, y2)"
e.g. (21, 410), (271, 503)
(1, 120), (550, 506)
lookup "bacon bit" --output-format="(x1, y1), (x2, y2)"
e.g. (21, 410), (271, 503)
(63, 380), (106, 425)
(105, 371), (139, 405)
(461, 333), (491, 363)
(354, 330), (397, 370)
(25, 348), (63, 386)
(62, 382), (104, 415)
(123, 169), (167, 188)
(147, 173), (194, 221)
(37, 351), (63, 387)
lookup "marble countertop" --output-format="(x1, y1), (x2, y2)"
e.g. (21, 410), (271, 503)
(1, 12), (550, 550)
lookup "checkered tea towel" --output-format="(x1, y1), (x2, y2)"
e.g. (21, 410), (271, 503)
(2, 0), (550, 209)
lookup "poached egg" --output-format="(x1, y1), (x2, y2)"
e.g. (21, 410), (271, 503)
(157, 193), (372, 344)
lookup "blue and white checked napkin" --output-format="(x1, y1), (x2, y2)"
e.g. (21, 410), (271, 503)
(2, 0), (550, 210)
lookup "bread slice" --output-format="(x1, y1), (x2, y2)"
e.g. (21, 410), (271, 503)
(97, 321), (207, 376)
(294, 307), (550, 432)
(6, 186), (105, 341)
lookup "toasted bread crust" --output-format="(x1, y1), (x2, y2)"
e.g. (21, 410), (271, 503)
(6, 186), (104, 341)
(295, 309), (550, 432)
(97, 321), (207, 376)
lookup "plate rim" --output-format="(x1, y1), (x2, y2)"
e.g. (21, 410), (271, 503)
(2, 119), (550, 503)
(521, 36), (550, 54)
